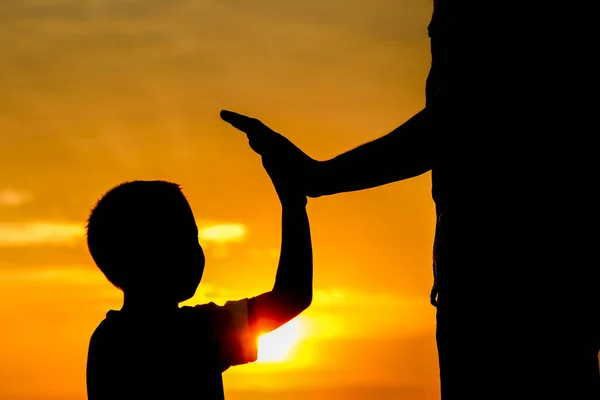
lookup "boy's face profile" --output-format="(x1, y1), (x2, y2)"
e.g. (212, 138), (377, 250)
(159, 192), (206, 303)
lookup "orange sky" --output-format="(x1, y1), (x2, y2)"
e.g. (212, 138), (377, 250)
(0, 1), (440, 399)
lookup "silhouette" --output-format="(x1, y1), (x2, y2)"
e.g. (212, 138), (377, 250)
(85, 175), (312, 398)
(219, 1), (599, 399)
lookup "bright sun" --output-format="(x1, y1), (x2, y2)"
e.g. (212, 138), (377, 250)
(257, 317), (303, 362)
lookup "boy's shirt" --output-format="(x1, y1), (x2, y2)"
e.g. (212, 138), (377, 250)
(86, 299), (258, 400)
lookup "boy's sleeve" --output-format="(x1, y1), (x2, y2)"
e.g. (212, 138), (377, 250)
(213, 298), (259, 368)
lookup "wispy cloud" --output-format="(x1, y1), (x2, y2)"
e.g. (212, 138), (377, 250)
(197, 223), (248, 258)
(198, 223), (247, 244)
(0, 266), (235, 305)
(0, 266), (99, 284)
(0, 222), (83, 246)
(0, 220), (248, 248)
(0, 188), (31, 207)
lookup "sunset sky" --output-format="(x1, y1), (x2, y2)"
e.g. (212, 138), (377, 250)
(0, 1), (439, 399)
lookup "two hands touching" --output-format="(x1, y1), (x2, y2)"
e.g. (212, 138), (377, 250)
(220, 110), (318, 207)
(221, 110), (316, 334)
(219, 107), (425, 334)
(221, 107), (432, 202)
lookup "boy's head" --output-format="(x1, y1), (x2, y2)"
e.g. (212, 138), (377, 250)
(86, 180), (205, 303)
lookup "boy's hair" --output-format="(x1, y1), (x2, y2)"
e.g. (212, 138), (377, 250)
(86, 180), (186, 290)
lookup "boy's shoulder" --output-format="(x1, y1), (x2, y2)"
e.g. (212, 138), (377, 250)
(88, 304), (223, 353)
(181, 299), (253, 330)
(89, 299), (258, 372)
(182, 299), (250, 315)
(94, 303), (221, 328)
(92, 298), (251, 339)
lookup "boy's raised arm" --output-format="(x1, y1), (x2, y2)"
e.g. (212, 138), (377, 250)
(249, 157), (313, 335)
(210, 174), (311, 370)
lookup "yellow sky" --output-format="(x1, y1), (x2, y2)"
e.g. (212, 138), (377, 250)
(0, 1), (439, 399)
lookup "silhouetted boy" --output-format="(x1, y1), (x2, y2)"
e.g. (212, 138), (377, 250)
(85, 164), (312, 399)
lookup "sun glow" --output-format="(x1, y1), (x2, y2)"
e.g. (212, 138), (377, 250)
(257, 318), (303, 362)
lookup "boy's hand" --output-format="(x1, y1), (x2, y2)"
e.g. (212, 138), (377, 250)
(220, 110), (319, 198)
(262, 152), (307, 208)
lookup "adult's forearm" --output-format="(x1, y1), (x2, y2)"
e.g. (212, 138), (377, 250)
(309, 108), (434, 197)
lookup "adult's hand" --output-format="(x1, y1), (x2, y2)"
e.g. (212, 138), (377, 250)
(220, 110), (321, 197)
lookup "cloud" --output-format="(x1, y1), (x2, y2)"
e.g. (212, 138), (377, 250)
(0, 220), (247, 248)
(0, 188), (31, 207)
(0, 266), (100, 284)
(196, 223), (248, 258)
(0, 222), (83, 246)
(0, 265), (236, 307)
(198, 223), (247, 244)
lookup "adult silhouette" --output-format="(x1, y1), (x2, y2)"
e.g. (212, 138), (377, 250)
(221, 1), (598, 399)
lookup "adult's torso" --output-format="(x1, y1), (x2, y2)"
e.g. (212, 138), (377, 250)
(426, 0), (595, 309)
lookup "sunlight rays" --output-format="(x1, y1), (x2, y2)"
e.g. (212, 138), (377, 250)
(257, 317), (303, 363)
